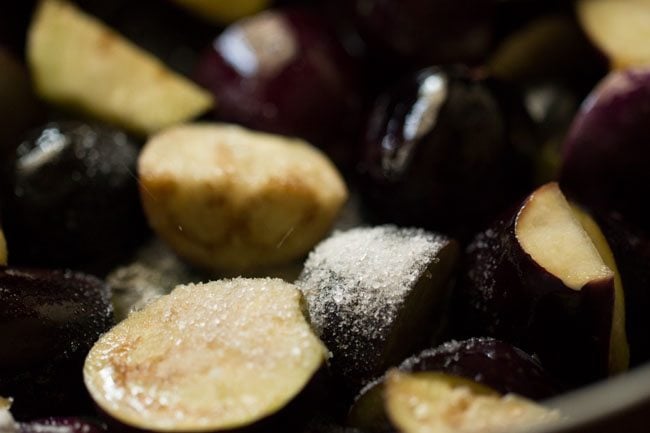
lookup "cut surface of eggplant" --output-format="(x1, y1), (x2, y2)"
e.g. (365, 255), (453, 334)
(516, 184), (628, 374)
(577, 0), (650, 69)
(516, 183), (613, 290)
(384, 371), (560, 433)
(84, 278), (327, 432)
(138, 123), (348, 273)
(27, 0), (213, 135)
(457, 182), (629, 385)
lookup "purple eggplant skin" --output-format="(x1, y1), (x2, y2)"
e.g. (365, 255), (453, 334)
(560, 68), (650, 233)
(358, 66), (527, 241)
(597, 213), (650, 367)
(0, 121), (148, 272)
(194, 9), (363, 171)
(398, 338), (561, 400)
(451, 206), (615, 388)
(19, 418), (107, 433)
(0, 267), (114, 419)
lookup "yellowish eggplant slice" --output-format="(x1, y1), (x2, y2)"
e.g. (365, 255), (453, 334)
(27, 0), (214, 136)
(84, 278), (328, 432)
(384, 371), (560, 433)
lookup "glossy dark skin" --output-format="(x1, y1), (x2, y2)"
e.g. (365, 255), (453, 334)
(398, 338), (560, 400)
(0, 267), (113, 419)
(453, 204), (616, 387)
(344, 0), (495, 67)
(1, 122), (148, 271)
(561, 68), (650, 233)
(358, 67), (521, 239)
(195, 9), (362, 170)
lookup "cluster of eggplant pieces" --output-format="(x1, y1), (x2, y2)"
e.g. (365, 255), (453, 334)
(2, 0), (650, 432)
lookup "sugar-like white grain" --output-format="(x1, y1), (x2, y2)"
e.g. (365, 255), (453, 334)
(297, 225), (450, 384)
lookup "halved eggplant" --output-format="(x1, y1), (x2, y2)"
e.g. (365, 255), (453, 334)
(138, 123), (348, 274)
(455, 182), (629, 386)
(84, 278), (328, 432)
(27, 0), (214, 135)
(297, 226), (459, 395)
(348, 338), (560, 432)
(384, 371), (560, 433)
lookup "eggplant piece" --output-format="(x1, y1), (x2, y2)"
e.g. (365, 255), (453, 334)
(357, 67), (522, 240)
(1, 121), (147, 271)
(348, 338), (560, 431)
(84, 278), (328, 432)
(138, 123), (348, 274)
(397, 338), (559, 400)
(194, 9), (363, 170)
(383, 371), (560, 433)
(0, 267), (113, 419)
(560, 67), (650, 233)
(577, 0), (650, 70)
(297, 226), (459, 395)
(454, 183), (629, 386)
(27, 0), (213, 136)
